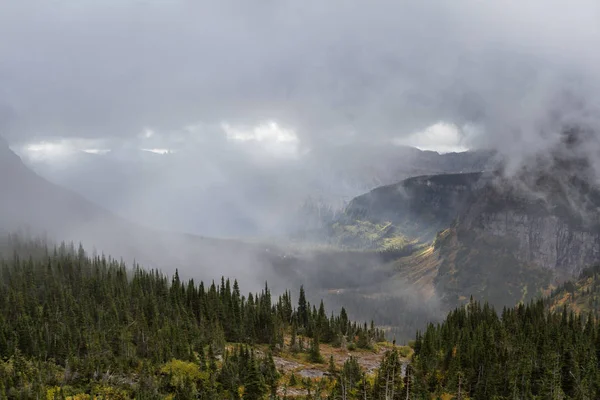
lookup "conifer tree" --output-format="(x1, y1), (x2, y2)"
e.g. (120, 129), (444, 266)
(298, 285), (309, 330)
(309, 332), (324, 364)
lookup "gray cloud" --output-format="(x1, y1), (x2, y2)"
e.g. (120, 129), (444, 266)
(3, 0), (600, 239)
(1, 0), (599, 150)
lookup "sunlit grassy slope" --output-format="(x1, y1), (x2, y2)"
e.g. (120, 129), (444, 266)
(546, 265), (600, 314)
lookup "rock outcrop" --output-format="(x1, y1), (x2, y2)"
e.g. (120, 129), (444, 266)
(466, 210), (600, 277)
(341, 167), (600, 281)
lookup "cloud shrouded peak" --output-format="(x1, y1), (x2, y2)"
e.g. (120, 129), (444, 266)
(2, 0), (600, 240)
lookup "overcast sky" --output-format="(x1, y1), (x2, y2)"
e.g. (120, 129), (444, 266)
(2, 0), (600, 237)
(1, 0), (598, 155)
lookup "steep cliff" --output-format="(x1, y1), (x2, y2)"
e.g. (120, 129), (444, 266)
(460, 171), (600, 270)
(434, 172), (600, 307)
(461, 207), (600, 278)
(336, 160), (600, 308)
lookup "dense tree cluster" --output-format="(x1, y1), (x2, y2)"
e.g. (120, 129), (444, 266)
(411, 297), (600, 399)
(7, 234), (600, 398)
(325, 349), (407, 400)
(0, 237), (385, 398)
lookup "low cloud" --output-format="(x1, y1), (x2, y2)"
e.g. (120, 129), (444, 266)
(1, 1), (599, 155)
(2, 0), (600, 236)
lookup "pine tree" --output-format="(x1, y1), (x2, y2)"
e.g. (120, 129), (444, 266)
(244, 353), (266, 400)
(309, 332), (324, 364)
(328, 355), (337, 376)
(298, 285), (309, 331)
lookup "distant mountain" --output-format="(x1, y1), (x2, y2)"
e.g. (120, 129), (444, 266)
(0, 136), (118, 239)
(19, 142), (493, 238)
(0, 137), (448, 339)
(435, 131), (600, 308)
(340, 172), (483, 243)
(0, 137), (295, 289)
(332, 132), (600, 309)
(304, 144), (494, 192)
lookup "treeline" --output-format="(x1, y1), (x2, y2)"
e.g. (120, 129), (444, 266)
(14, 234), (600, 399)
(0, 238), (385, 398)
(547, 264), (600, 314)
(410, 297), (600, 399)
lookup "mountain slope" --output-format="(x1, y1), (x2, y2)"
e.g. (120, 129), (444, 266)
(546, 264), (600, 314)
(0, 136), (119, 238)
(0, 137), (288, 287)
(20, 142), (493, 237)
(335, 154), (600, 309)
(0, 138), (445, 340)
(409, 295), (600, 399)
(0, 237), (391, 398)
(432, 226), (553, 308)
(341, 172), (483, 243)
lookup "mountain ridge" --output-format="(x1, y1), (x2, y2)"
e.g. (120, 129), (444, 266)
(334, 159), (600, 309)
(0, 138), (291, 289)
(18, 140), (494, 237)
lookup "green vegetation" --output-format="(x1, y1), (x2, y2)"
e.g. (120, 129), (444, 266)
(410, 297), (600, 399)
(6, 233), (600, 398)
(327, 219), (416, 251)
(343, 173), (481, 243)
(0, 237), (388, 398)
(547, 265), (600, 315)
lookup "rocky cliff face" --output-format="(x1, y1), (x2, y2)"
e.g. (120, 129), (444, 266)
(325, 129), (600, 308)
(463, 128), (600, 277)
(458, 174), (600, 278)
(468, 211), (600, 277)
(429, 172), (600, 307)
(340, 167), (600, 280)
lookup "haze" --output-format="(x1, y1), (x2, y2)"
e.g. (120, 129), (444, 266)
(2, 0), (600, 237)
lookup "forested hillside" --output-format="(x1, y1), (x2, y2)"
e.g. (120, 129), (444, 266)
(6, 235), (600, 399)
(0, 238), (401, 399)
(410, 297), (600, 399)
